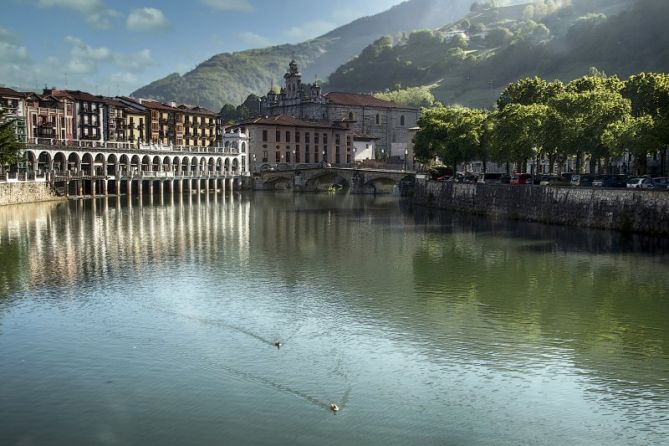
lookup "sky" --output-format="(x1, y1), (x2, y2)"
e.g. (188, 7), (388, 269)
(0, 0), (403, 96)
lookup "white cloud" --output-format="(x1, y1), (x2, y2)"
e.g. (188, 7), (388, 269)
(200, 0), (254, 12)
(115, 49), (155, 73)
(63, 35), (112, 74)
(285, 20), (335, 41)
(0, 27), (32, 88)
(126, 7), (170, 32)
(236, 31), (271, 47)
(28, 0), (120, 29)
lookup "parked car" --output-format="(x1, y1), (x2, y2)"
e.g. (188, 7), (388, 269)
(652, 177), (669, 189)
(626, 177), (655, 189)
(500, 174), (511, 184)
(592, 175), (628, 188)
(539, 175), (569, 186)
(478, 173), (504, 184)
(511, 173), (532, 185)
(570, 175), (595, 187)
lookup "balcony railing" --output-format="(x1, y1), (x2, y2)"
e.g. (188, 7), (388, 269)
(25, 137), (242, 155)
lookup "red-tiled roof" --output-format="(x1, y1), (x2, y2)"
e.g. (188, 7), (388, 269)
(0, 87), (26, 98)
(58, 90), (104, 102)
(142, 100), (178, 112)
(324, 92), (406, 108)
(241, 115), (346, 130)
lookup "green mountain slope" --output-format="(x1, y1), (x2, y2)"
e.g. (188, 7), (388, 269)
(131, 0), (526, 110)
(327, 0), (663, 108)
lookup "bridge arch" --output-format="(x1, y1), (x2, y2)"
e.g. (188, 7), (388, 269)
(67, 152), (80, 173)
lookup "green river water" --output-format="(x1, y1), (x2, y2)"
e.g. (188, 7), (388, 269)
(0, 193), (668, 445)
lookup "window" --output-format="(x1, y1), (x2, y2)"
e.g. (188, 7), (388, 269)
(305, 150), (310, 163)
(262, 130), (268, 142)
(315, 133), (319, 144)
(295, 132), (300, 143)
(295, 145), (300, 163)
(276, 130), (281, 142)
(242, 142), (246, 153)
(335, 134), (340, 145)
(286, 131), (291, 142)
(323, 134), (328, 145)
(400, 115), (405, 126)
(262, 151), (268, 162)
(275, 151), (281, 163)
(305, 132), (310, 143)
(348, 112), (354, 120)
(376, 114), (380, 125)
(286, 151), (291, 163)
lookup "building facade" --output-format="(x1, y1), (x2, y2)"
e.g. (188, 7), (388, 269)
(0, 87), (27, 143)
(24, 91), (75, 142)
(261, 61), (420, 161)
(236, 115), (352, 170)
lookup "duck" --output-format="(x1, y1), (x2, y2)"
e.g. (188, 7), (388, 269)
(273, 341), (283, 349)
(329, 403), (339, 413)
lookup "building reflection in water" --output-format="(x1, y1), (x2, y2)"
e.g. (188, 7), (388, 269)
(0, 194), (251, 297)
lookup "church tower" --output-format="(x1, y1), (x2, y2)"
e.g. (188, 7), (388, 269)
(284, 60), (302, 100)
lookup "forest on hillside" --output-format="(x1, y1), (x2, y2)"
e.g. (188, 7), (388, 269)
(326, 0), (667, 108)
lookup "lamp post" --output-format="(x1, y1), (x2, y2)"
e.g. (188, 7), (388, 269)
(353, 147), (357, 167)
(292, 149), (296, 166)
(404, 148), (408, 171)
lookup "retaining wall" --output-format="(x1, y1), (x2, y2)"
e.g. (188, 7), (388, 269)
(414, 180), (669, 235)
(0, 181), (64, 206)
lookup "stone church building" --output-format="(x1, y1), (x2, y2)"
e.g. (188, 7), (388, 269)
(261, 61), (419, 160)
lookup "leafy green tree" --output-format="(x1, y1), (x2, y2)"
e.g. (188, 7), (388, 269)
(497, 77), (564, 110)
(602, 116), (664, 175)
(374, 86), (437, 108)
(0, 109), (24, 171)
(623, 73), (669, 173)
(488, 103), (550, 173)
(414, 106), (487, 172)
(549, 87), (631, 173)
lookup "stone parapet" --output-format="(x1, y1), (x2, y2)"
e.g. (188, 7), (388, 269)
(414, 180), (669, 235)
(0, 182), (65, 206)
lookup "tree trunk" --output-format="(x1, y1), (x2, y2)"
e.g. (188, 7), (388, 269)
(575, 151), (582, 173)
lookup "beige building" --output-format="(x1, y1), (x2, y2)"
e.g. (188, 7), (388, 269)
(236, 115), (352, 170)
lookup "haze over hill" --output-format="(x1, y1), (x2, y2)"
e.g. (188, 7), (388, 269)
(328, 0), (666, 108)
(131, 0), (526, 110)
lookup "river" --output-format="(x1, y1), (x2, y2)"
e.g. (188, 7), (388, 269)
(0, 193), (668, 445)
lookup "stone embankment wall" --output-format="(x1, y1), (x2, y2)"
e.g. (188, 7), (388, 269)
(414, 180), (669, 235)
(0, 182), (64, 206)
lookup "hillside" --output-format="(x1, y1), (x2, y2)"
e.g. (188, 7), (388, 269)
(131, 0), (526, 110)
(326, 0), (663, 108)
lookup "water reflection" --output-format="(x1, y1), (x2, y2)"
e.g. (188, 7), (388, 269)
(0, 193), (667, 445)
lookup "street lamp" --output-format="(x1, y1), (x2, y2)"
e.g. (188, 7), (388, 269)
(404, 148), (408, 171)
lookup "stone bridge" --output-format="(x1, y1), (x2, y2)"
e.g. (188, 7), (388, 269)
(258, 167), (415, 194)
